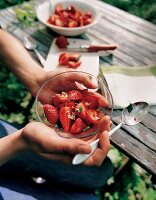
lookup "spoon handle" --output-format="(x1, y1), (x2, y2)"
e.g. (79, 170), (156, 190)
(72, 122), (123, 165)
(34, 49), (46, 67)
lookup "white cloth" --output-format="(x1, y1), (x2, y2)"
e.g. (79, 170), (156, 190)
(100, 65), (156, 109)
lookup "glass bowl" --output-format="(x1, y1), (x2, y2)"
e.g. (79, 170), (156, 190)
(35, 71), (113, 139)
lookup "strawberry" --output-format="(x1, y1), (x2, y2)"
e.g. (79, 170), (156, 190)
(68, 90), (82, 102)
(59, 106), (72, 132)
(43, 104), (58, 125)
(70, 118), (87, 134)
(75, 102), (87, 122)
(56, 36), (68, 49)
(68, 20), (78, 28)
(82, 91), (98, 109)
(52, 92), (68, 107)
(86, 109), (100, 124)
(67, 60), (81, 68)
(59, 53), (70, 65)
(55, 18), (65, 27)
(47, 14), (59, 24)
(55, 3), (64, 15)
(68, 53), (81, 61)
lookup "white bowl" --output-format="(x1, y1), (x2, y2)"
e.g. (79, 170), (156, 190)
(36, 0), (100, 36)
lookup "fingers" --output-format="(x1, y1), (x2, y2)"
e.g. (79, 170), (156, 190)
(84, 131), (110, 166)
(69, 72), (97, 89)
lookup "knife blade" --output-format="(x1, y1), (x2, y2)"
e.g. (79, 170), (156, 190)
(62, 44), (117, 52)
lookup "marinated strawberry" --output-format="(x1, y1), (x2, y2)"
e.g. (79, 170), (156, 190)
(68, 90), (82, 102)
(82, 91), (98, 109)
(86, 109), (100, 124)
(43, 104), (58, 125)
(59, 106), (72, 132)
(75, 102), (87, 122)
(70, 118), (87, 134)
(52, 92), (68, 107)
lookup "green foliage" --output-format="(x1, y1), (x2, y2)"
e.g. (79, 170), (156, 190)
(0, 61), (31, 124)
(15, 3), (37, 26)
(102, 0), (156, 24)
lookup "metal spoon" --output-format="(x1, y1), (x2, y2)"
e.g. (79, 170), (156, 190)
(72, 102), (149, 165)
(23, 36), (46, 67)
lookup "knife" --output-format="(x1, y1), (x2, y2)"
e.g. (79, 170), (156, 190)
(61, 44), (117, 52)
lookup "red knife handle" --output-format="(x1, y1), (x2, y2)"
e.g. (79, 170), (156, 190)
(88, 45), (117, 52)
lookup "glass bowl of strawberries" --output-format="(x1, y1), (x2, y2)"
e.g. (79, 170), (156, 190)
(35, 71), (113, 139)
(36, 0), (100, 36)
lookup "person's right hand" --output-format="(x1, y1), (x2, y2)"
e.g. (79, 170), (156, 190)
(21, 122), (92, 164)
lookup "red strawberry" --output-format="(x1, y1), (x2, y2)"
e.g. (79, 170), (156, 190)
(82, 91), (98, 109)
(55, 3), (63, 15)
(75, 102), (87, 122)
(56, 36), (68, 49)
(43, 104), (58, 125)
(70, 118), (87, 134)
(67, 60), (81, 68)
(59, 106), (72, 132)
(68, 20), (78, 27)
(55, 18), (65, 27)
(86, 109), (100, 125)
(68, 53), (81, 61)
(59, 53), (70, 65)
(52, 92), (68, 107)
(68, 90), (82, 102)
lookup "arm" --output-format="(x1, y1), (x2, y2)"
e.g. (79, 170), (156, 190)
(0, 29), (96, 97)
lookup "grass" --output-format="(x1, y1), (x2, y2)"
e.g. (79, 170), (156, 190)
(0, 1), (156, 200)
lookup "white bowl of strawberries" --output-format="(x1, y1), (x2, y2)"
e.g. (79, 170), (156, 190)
(35, 71), (113, 139)
(36, 0), (100, 36)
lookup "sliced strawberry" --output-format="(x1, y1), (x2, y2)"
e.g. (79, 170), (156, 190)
(75, 102), (87, 121)
(43, 104), (58, 125)
(68, 90), (82, 102)
(56, 36), (68, 49)
(86, 109), (100, 125)
(68, 53), (81, 61)
(47, 14), (59, 24)
(70, 118), (87, 134)
(67, 60), (81, 68)
(59, 106), (72, 132)
(65, 102), (75, 108)
(55, 3), (64, 15)
(67, 5), (76, 14)
(83, 92), (98, 109)
(52, 92), (68, 107)
(55, 18), (65, 27)
(59, 53), (70, 65)
(68, 20), (78, 27)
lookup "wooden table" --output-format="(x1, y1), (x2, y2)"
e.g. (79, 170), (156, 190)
(0, 0), (156, 178)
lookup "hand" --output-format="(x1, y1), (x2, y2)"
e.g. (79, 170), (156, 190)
(34, 69), (97, 104)
(21, 122), (92, 164)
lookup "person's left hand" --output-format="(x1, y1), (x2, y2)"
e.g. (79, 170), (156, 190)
(35, 69), (97, 104)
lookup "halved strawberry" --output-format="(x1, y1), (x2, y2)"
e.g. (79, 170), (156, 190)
(43, 104), (58, 125)
(68, 20), (78, 28)
(70, 118), (87, 134)
(82, 91), (98, 109)
(55, 3), (64, 15)
(67, 60), (81, 68)
(59, 106), (72, 132)
(75, 102), (87, 121)
(47, 14), (59, 24)
(52, 92), (68, 107)
(55, 18), (65, 27)
(68, 90), (82, 102)
(86, 109), (100, 125)
(59, 53), (70, 65)
(56, 36), (68, 49)
(68, 53), (81, 61)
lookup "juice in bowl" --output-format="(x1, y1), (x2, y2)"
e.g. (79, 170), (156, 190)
(35, 71), (113, 139)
